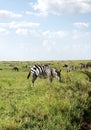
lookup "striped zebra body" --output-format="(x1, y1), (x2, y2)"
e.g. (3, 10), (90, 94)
(66, 66), (75, 72)
(27, 64), (61, 86)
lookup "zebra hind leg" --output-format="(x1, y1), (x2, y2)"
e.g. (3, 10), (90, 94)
(49, 76), (53, 83)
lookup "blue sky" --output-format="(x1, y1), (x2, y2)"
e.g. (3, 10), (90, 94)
(0, 0), (91, 61)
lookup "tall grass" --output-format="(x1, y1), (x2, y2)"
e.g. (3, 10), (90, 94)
(0, 61), (91, 130)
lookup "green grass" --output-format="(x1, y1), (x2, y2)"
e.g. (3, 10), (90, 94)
(0, 61), (91, 130)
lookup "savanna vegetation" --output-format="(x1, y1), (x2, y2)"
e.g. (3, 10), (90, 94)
(0, 60), (91, 130)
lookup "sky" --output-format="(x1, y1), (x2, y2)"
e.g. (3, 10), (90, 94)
(0, 0), (91, 61)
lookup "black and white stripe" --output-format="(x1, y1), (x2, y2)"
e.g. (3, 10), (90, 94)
(27, 64), (61, 86)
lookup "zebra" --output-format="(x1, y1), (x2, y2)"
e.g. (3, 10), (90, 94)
(27, 64), (61, 86)
(63, 64), (76, 72)
(86, 62), (91, 68)
(80, 62), (91, 69)
(80, 63), (87, 69)
(12, 66), (19, 71)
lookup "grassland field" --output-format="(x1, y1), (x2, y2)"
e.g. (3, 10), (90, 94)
(0, 60), (91, 130)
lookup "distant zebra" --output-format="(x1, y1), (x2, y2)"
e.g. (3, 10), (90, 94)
(27, 64), (61, 86)
(80, 62), (91, 69)
(12, 66), (19, 71)
(80, 63), (87, 69)
(63, 64), (76, 72)
(86, 62), (91, 68)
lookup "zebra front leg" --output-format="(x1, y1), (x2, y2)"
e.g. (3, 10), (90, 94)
(32, 74), (37, 86)
(27, 71), (31, 79)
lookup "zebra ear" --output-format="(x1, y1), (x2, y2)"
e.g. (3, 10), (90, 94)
(60, 69), (61, 72)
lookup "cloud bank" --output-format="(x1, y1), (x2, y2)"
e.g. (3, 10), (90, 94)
(0, 10), (22, 19)
(30, 0), (91, 16)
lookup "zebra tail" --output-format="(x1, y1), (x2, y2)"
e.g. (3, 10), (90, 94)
(27, 72), (31, 79)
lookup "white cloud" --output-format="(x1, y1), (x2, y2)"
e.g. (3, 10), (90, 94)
(0, 21), (40, 35)
(72, 29), (91, 39)
(15, 28), (35, 35)
(31, 0), (91, 16)
(74, 22), (89, 28)
(26, 11), (47, 17)
(42, 30), (67, 38)
(9, 21), (40, 29)
(0, 21), (40, 29)
(15, 28), (30, 35)
(0, 10), (22, 19)
(41, 30), (68, 53)
(0, 27), (9, 35)
(0, 21), (68, 37)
